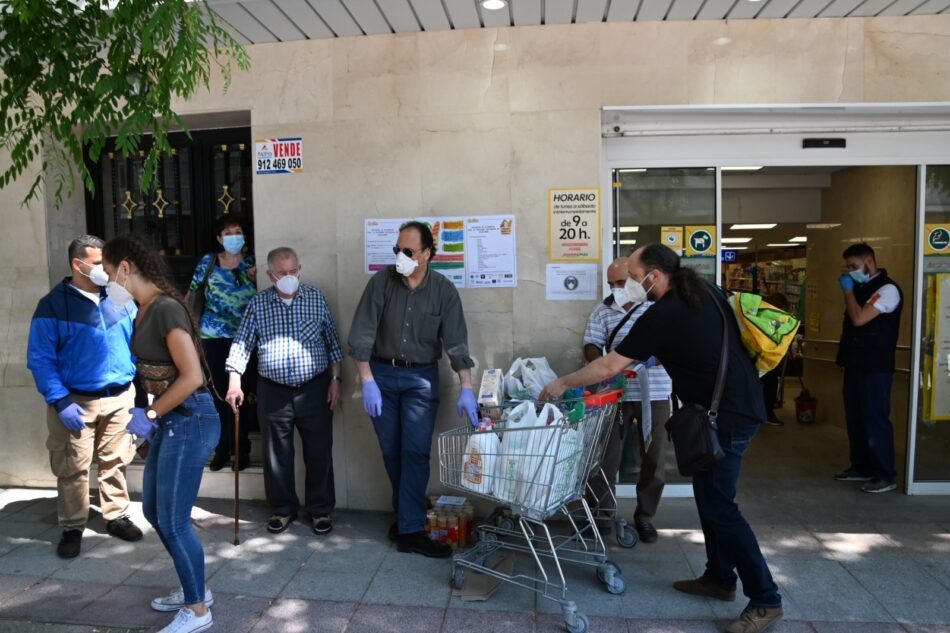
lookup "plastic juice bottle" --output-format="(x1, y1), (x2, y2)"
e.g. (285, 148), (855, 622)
(447, 515), (460, 549)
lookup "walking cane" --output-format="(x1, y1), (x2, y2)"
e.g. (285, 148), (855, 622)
(233, 407), (241, 546)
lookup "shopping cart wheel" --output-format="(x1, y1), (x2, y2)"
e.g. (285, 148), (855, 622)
(496, 515), (516, 532)
(605, 574), (627, 595)
(452, 566), (464, 590)
(596, 561), (623, 585)
(565, 613), (589, 633)
(616, 525), (638, 549)
(478, 528), (498, 543)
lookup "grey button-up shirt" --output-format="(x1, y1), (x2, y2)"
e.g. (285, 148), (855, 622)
(348, 266), (474, 372)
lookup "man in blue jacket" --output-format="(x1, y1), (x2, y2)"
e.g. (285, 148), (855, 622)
(27, 235), (143, 558)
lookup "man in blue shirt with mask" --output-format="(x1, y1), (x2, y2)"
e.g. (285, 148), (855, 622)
(835, 242), (903, 493)
(27, 235), (142, 558)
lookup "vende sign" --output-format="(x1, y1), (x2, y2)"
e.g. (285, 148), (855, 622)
(255, 137), (303, 175)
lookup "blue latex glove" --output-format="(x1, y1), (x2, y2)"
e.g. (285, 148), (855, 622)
(55, 399), (87, 433)
(457, 387), (479, 427)
(127, 408), (157, 442)
(641, 356), (659, 369)
(839, 273), (855, 292)
(362, 380), (382, 418)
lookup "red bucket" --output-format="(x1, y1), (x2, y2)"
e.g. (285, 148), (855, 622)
(794, 379), (817, 424)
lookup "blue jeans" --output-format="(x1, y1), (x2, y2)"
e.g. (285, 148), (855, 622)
(370, 360), (440, 535)
(692, 421), (781, 609)
(842, 369), (897, 483)
(142, 391), (220, 605)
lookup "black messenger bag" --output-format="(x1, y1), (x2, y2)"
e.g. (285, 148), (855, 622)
(665, 284), (729, 476)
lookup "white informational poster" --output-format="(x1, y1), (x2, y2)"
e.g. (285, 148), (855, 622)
(465, 215), (517, 288)
(254, 137), (303, 175)
(546, 263), (598, 301)
(364, 216), (515, 289)
(419, 217), (466, 289)
(364, 219), (407, 274)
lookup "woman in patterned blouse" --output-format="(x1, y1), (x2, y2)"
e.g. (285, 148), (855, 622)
(185, 214), (257, 471)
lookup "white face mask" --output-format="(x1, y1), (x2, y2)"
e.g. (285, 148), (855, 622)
(611, 287), (631, 307)
(275, 274), (299, 295)
(395, 252), (419, 277)
(78, 261), (109, 287)
(106, 269), (134, 307)
(625, 272), (654, 304)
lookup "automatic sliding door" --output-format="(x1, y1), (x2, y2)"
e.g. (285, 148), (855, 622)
(913, 165), (950, 489)
(612, 167), (717, 488)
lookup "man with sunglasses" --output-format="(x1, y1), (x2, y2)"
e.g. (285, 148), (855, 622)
(27, 235), (143, 559)
(225, 246), (344, 537)
(349, 221), (477, 558)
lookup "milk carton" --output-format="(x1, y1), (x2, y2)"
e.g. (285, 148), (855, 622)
(478, 368), (503, 407)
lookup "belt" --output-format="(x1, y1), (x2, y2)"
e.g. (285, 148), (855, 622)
(372, 356), (437, 369)
(259, 372), (326, 389)
(71, 382), (131, 398)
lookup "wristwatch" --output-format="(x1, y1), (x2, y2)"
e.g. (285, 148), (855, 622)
(331, 375), (342, 382)
(145, 408), (158, 421)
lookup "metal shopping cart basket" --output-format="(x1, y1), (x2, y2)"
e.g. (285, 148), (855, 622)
(578, 368), (644, 550)
(438, 390), (623, 633)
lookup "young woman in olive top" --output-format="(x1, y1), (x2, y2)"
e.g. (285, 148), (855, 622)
(102, 235), (219, 633)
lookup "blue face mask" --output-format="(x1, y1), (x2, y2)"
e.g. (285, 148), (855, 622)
(222, 234), (245, 254)
(849, 264), (871, 284)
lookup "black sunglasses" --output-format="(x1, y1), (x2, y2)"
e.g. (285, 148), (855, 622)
(393, 246), (418, 258)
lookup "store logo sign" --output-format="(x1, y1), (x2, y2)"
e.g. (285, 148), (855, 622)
(689, 229), (713, 254)
(929, 227), (950, 252)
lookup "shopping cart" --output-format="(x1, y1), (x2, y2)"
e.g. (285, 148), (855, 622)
(439, 390), (623, 633)
(577, 368), (644, 549)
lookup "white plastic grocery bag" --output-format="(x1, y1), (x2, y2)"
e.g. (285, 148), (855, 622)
(460, 430), (501, 496)
(521, 404), (582, 511)
(505, 357), (558, 401)
(492, 401), (538, 504)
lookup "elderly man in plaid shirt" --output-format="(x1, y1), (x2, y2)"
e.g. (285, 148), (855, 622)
(583, 256), (672, 544)
(225, 247), (344, 537)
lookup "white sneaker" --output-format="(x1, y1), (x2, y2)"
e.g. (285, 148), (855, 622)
(151, 587), (214, 612)
(156, 607), (213, 633)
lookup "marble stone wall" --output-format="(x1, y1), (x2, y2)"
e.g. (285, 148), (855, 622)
(3, 15), (950, 504)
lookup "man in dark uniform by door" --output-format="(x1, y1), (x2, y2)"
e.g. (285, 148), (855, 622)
(834, 242), (902, 493)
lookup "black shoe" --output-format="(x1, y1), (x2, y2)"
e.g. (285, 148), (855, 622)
(106, 515), (143, 542)
(834, 468), (874, 482)
(763, 412), (784, 427)
(232, 454), (250, 471)
(57, 529), (83, 559)
(397, 531), (452, 558)
(635, 518), (658, 544)
(388, 521), (398, 542)
(209, 452), (229, 472)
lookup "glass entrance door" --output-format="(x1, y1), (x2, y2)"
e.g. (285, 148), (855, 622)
(612, 167), (717, 489)
(912, 165), (950, 491)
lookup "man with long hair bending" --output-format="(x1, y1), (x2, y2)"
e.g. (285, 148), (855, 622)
(542, 243), (783, 633)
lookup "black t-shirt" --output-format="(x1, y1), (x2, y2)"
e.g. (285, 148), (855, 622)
(615, 285), (765, 427)
(132, 295), (198, 397)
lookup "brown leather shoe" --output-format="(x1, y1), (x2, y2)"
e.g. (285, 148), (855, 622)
(672, 576), (737, 602)
(725, 605), (784, 633)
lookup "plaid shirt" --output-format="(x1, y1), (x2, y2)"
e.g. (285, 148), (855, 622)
(226, 284), (344, 387)
(583, 297), (672, 402)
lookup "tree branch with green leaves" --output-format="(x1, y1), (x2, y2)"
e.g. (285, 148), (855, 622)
(0, 0), (250, 207)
